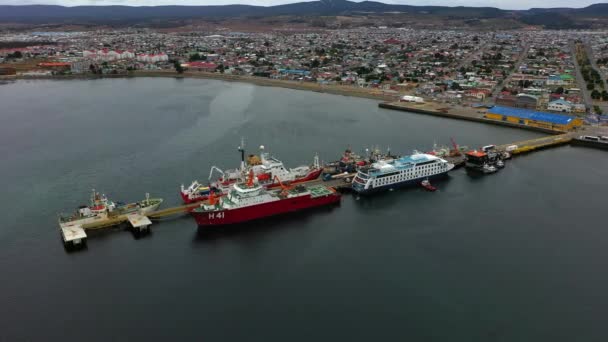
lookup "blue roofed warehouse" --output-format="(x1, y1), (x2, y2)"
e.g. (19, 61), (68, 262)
(485, 106), (583, 131)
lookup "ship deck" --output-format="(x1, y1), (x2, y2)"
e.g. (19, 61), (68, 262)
(308, 185), (335, 198)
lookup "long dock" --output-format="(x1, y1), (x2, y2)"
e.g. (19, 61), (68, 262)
(497, 134), (574, 155)
(60, 176), (354, 249)
(60, 125), (608, 250)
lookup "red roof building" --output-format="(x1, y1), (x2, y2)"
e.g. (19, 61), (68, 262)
(187, 62), (218, 71)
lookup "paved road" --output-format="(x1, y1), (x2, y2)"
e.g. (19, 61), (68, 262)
(491, 43), (530, 100)
(570, 40), (593, 110)
(584, 41), (608, 114)
(585, 41), (608, 90)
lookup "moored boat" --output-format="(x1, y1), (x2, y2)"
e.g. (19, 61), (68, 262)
(191, 172), (341, 226)
(465, 150), (497, 173)
(59, 190), (163, 227)
(421, 179), (437, 192)
(180, 142), (322, 204)
(351, 151), (454, 194)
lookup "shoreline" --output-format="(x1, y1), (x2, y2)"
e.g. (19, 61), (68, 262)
(378, 102), (564, 135)
(14, 70), (399, 102)
(12, 71), (604, 138)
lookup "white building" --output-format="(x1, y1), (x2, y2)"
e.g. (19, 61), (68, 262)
(82, 49), (135, 61)
(71, 59), (92, 74)
(136, 53), (169, 63)
(547, 98), (573, 113)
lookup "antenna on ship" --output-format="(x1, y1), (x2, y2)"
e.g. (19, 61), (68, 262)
(238, 137), (245, 172)
(259, 145), (266, 163)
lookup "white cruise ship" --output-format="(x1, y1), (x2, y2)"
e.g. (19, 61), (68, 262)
(351, 152), (454, 194)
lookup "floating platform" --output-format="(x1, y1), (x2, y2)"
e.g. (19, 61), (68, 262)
(59, 201), (203, 248)
(60, 223), (87, 247)
(127, 213), (152, 232)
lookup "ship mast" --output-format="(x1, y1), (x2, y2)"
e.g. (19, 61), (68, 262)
(238, 137), (245, 172)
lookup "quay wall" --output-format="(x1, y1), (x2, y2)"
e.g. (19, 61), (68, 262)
(570, 138), (608, 150)
(378, 102), (564, 135)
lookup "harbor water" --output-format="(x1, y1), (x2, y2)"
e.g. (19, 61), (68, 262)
(1, 78), (607, 341)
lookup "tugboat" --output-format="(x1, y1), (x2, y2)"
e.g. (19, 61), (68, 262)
(420, 179), (437, 192)
(191, 171), (341, 226)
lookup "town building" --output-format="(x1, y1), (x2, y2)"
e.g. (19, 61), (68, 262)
(485, 105), (583, 131)
(495, 93), (539, 109)
(547, 98), (573, 113)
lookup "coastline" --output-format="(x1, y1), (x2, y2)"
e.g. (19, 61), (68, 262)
(13, 70), (398, 102)
(12, 71), (602, 138)
(133, 70), (400, 101)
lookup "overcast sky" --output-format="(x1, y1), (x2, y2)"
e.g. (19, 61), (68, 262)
(0, 0), (602, 10)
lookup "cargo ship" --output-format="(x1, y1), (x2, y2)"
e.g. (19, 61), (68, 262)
(180, 142), (322, 204)
(191, 172), (341, 226)
(59, 190), (163, 226)
(351, 152), (454, 194)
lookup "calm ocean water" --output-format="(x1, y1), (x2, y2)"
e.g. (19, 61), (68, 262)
(1, 78), (607, 341)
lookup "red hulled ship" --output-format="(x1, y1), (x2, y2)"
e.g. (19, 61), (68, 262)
(180, 142), (322, 204)
(190, 172), (341, 226)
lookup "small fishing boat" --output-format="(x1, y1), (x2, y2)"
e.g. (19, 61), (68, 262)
(482, 163), (498, 174)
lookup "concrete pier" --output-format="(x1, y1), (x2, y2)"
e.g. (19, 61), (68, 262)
(379, 101), (568, 134)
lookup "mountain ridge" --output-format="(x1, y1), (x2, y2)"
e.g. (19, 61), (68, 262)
(0, 1), (606, 27)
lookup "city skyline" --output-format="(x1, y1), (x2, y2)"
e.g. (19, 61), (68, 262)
(0, 0), (602, 10)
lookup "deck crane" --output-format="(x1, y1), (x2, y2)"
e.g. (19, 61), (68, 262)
(208, 166), (225, 182)
(273, 175), (293, 196)
(450, 137), (462, 156)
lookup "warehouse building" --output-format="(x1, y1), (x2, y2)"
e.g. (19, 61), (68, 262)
(485, 105), (583, 131)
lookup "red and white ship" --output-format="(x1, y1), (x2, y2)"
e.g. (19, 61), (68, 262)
(191, 172), (341, 226)
(180, 143), (322, 204)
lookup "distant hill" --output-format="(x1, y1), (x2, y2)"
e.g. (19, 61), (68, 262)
(0, 1), (606, 28)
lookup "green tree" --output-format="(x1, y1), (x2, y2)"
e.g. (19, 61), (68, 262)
(190, 53), (205, 61)
(311, 59), (320, 68)
(594, 105), (603, 114)
(587, 83), (595, 91)
(174, 61), (184, 74)
(602, 90), (608, 101)
(591, 89), (601, 100)
(555, 87), (564, 95)
(216, 64), (225, 73)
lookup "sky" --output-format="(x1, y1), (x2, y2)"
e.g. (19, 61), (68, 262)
(0, 0), (602, 10)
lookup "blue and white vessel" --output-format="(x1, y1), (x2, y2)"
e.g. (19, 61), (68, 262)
(351, 152), (454, 194)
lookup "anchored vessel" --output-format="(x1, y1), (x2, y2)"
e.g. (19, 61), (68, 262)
(351, 152), (454, 194)
(465, 150), (498, 174)
(58, 190), (163, 245)
(181, 143), (322, 204)
(191, 172), (341, 226)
